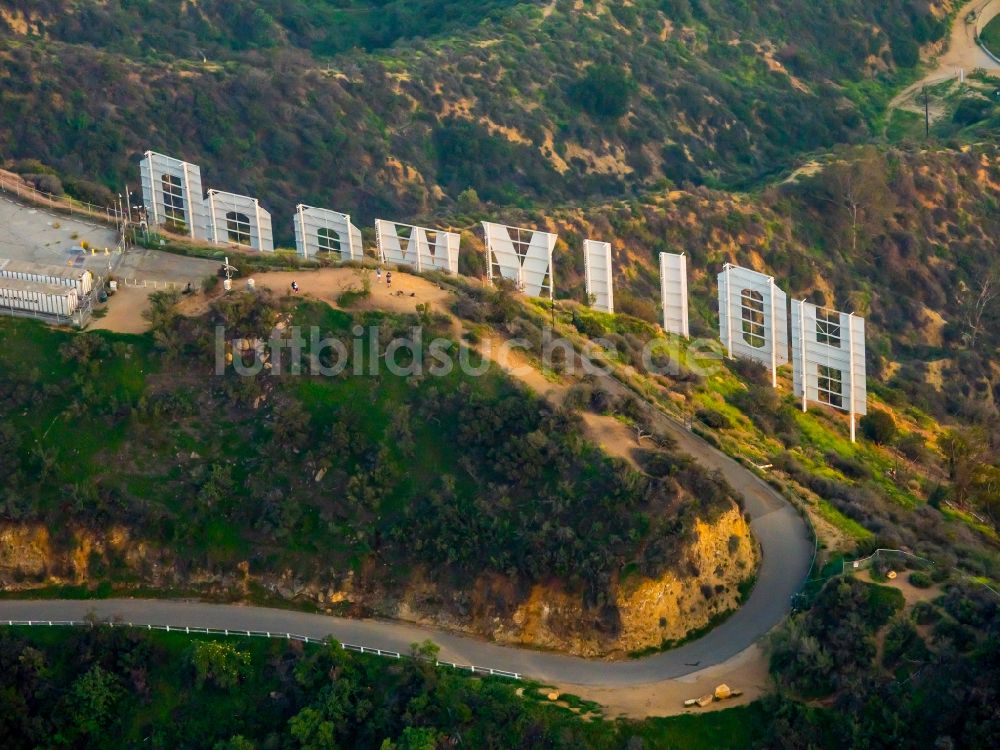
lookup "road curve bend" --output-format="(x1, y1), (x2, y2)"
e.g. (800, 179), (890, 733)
(0, 414), (812, 685)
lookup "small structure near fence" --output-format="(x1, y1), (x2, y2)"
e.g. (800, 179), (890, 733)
(843, 548), (935, 574)
(0, 278), (80, 318)
(0, 257), (95, 295)
(1, 619), (523, 681)
(792, 547), (1000, 611)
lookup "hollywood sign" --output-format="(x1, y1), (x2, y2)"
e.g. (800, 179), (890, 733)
(138, 150), (866, 438)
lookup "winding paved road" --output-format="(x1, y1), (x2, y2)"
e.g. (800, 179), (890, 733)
(0, 402), (812, 685)
(888, 0), (1000, 117)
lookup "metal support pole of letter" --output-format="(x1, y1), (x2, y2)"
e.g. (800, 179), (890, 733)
(799, 300), (807, 412)
(209, 192), (218, 244)
(181, 162), (196, 239)
(848, 313), (857, 443)
(724, 265), (733, 358)
(253, 200), (262, 251)
(146, 153), (159, 227)
(769, 277), (778, 388)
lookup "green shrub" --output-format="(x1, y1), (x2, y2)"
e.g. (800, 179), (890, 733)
(952, 98), (993, 126)
(336, 288), (370, 307)
(860, 409), (896, 445)
(930, 564), (951, 583)
(567, 64), (634, 120)
(881, 617), (927, 668)
(696, 408), (732, 430)
(897, 432), (930, 464)
(911, 600), (940, 625)
(63, 177), (114, 206)
(865, 583), (905, 628)
(22, 173), (63, 195)
(908, 571), (932, 589)
(890, 37), (919, 68)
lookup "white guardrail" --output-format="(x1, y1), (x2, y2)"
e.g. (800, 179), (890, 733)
(1, 619), (521, 680)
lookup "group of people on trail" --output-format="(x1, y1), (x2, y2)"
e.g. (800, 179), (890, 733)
(289, 267), (395, 296)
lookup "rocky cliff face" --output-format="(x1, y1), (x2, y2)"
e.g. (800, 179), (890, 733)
(479, 504), (756, 656)
(0, 503), (756, 658)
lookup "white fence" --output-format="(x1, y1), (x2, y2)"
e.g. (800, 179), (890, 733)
(119, 278), (193, 291)
(1, 619), (522, 680)
(976, 0), (1000, 65)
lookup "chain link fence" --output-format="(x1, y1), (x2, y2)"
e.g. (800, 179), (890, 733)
(792, 547), (999, 611)
(0, 172), (123, 226)
(843, 548), (935, 575)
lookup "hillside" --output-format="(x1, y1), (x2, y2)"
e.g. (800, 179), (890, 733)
(1, 1), (1000, 744)
(412, 140), (1000, 552)
(472, 144), (1000, 421)
(0, 0), (995, 620)
(0, 280), (758, 657)
(0, 0), (954, 228)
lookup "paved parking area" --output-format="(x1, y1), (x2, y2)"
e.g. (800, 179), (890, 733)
(1, 195), (221, 285)
(0, 196), (118, 271)
(116, 245), (221, 284)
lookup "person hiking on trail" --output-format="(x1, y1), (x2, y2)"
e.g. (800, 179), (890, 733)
(376, 268), (382, 283)
(291, 280), (299, 293)
(385, 272), (392, 288)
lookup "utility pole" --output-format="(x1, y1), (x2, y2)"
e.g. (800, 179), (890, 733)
(923, 86), (930, 139)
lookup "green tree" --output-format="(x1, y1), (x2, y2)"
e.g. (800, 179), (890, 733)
(808, 147), (893, 255)
(188, 640), (251, 690)
(396, 727), (441, 750)
(568, 64), (634, 119)
(456, 188), (481, 212)
(214, 736), (256, 750)
(970, 463), (1000, 528)
(859, 409), (896, 445)
(289, 707), (339, 750)
(65, 665), (122, 737)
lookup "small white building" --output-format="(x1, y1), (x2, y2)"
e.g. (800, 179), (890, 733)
(0, 279), (80, 317)
(205, 190), (274, 252)
(0, 258), (94, 296)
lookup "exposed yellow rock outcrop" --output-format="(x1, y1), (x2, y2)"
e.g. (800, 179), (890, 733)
(0, 525), (51, 580)
(0, 524), (155, 588)
(0, 506), (757, 659)
(485, 504), (756, 657)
